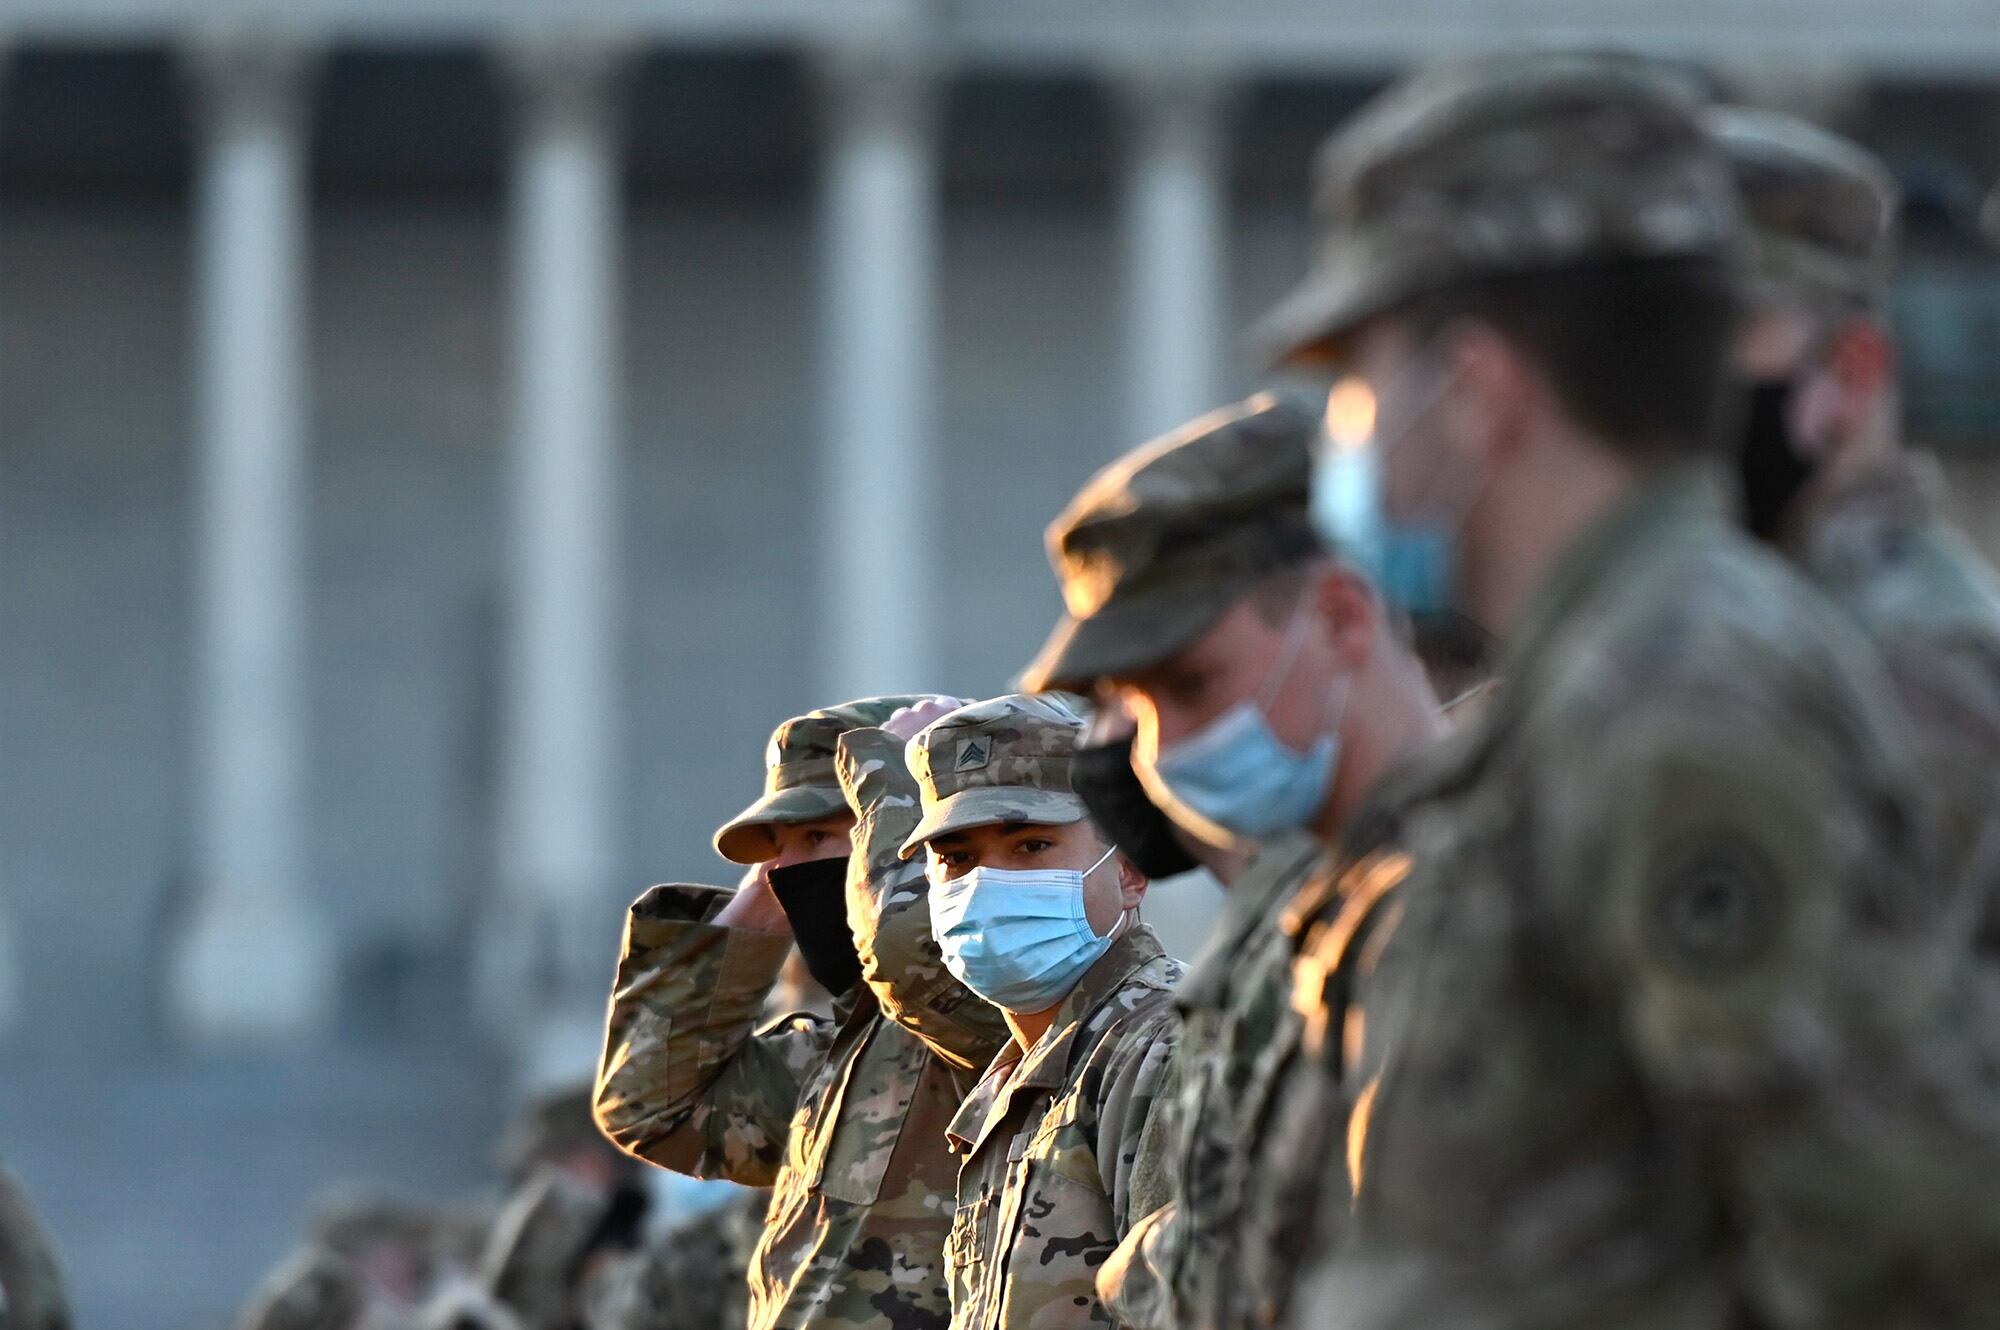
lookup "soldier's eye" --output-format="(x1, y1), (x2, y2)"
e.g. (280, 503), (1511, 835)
(1019, 838), (1054, 855)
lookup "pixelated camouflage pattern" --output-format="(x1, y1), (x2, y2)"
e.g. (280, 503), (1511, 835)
(1022, 396), (1325, 693)
(1258, 464), (2000, 1330)
(583, 1189), (764, 1330)
(1253, 51), (1737, 364)
(897, 694), (1093, 858)
(716, 697), (933, 864)
(1712, 105), (1899, 310)
(1792, 453), (2000, 979)
(838, 724), (1014, 1072)
(0, 1164), (69, 1330)
(944, 928), (1185, 1330)
(594, 878), (991, 1330)
(231, 1248), (371, 1330)
(1095, 833), (1326, 1330)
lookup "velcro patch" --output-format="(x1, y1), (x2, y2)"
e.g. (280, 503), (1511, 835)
(955, 737), (993, 773)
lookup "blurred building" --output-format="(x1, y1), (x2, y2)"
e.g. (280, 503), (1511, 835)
(1, 5), (1998, 1322)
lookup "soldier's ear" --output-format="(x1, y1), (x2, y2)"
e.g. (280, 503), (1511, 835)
(1115, 852), (1149, 903)
(1443, 321), (1537, 464)
(1312, 565), (1378, 671)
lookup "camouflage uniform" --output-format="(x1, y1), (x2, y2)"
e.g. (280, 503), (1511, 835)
(583, 1190), (764, 1330)
(0, 1164), (69, 1330)
(1242, 55), (2000, 1330)
(595, 697), (1009, 1330)
(894, 696), (1186, 1330)
(1718, 106), (2000, 958)
(1019, 399), (1348, 1330)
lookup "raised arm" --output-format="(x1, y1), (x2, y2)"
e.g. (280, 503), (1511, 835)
(836, 724), (1010, 1072)
(593, 877), (834, 1187)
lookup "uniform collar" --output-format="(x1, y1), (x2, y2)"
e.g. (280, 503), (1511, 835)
(946, 926), (1170, 1154)
(1176, 833), (1323, 1012)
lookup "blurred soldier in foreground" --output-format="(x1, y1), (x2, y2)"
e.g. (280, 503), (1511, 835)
(1246, 52), (2000, 1329)
(583, 1188), (764, 1330)
(1720, 105), (2000, 947)
(1015, 396), (1442, 1330)
(593, 697), (1009, 1330)
(0, 1164), (70, 1330)
(236, 1193), (483, 1330)
(894, 695), (1182, 1330)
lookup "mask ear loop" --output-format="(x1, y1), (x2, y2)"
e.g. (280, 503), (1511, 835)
(1255, 582), (1322, 715)
(1080, 842), (1136, 942)
(1369, 351), (1481, 535)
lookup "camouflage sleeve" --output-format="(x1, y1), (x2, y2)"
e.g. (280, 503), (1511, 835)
(593, 882), (834, 1187)
(1088, 998), (1184, 1236)
(1544, 676), (2000, 1302)
(1097, 1202), (1182, 1330)
(836, 727), (1010, 1072)
(1796, 453), (2000, 905)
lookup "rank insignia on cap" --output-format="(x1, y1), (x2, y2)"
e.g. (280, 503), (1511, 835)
(955, 737), (992, 773)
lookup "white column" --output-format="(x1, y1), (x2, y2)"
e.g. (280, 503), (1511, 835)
(173, 39), (332, 1040)
(815, 44), (942, 702)
(1116, 66), (1233, 448)
(492, 41), (627, 1085)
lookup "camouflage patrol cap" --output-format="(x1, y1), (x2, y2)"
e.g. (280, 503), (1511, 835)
(896, 694), (1092, 859)
(714, 695), (930, 863)
(1020, 394), (1321, 693)
(1710, 105), (1899, 310)
(1254, 51), (1738, 364)
(497, 1082), (632, 1185)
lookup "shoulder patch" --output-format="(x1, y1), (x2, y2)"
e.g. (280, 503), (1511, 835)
(955, 737), (993, 773)
(1645, 834), (1785, 979)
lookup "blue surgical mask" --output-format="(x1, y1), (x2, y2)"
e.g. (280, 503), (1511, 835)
(929, 845), (1122, 1013)
(1145, 604), (1350, 846)
(1311, 369), (1462, 616)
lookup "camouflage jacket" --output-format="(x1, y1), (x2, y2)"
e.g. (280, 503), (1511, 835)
(1793, 452), (2000, 951)
(595, 737), (1008, 1330)
(944, 927), (1184, 1330)
(1262, 465), (2000, 1330)
(1096, 834), (1325, 1330)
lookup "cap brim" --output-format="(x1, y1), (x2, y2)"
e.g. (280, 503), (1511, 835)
(1019, 582), (1243, 694)
(713, 786), (850, 864)
(896, 788), (1090, 859)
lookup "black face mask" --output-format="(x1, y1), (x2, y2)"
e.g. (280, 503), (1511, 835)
(1738, 378), (1817, 542)
(768, 857), (864, 997)
(1070, 737), (1201, 881)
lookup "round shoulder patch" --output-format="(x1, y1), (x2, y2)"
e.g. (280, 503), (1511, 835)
(1645, 834), (1786, 979)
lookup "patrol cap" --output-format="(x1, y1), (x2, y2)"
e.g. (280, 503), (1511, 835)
(1710, 105), (1899, 311)
(1020, 395), (1321, 693)
(896, 694), (1091, 859)
(1254, 50), (1739, 365)
(714, 695), (929, 864)
(496, 1082), (630, 1184)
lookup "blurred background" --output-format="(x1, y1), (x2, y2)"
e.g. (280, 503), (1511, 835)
(2, 1), (1999, 1325)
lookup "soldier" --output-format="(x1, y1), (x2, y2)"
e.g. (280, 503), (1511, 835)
(1012, 395), (1443, 1330)
(892, 693), (1183, 1330)
(593, 696), (1010, 1330)
(582, 1189), (764, 1330)
(1719, 105), (2000, 947)
(237, 1192), (485, 1330)
(1244, 52), (2000, 1329)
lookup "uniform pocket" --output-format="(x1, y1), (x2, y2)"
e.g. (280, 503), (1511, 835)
(814, 1019), (925, 1205)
